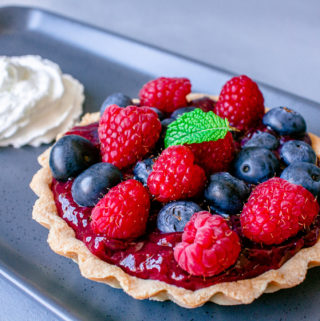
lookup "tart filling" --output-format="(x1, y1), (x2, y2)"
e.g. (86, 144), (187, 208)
(51, 122), (320, 291)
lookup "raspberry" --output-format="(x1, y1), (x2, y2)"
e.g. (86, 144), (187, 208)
(91, 179), (150, 239)
(139, 77), (191, 113)
(174, 212), (240, 277)
(241, 177), (319, 245)
(215, 75), (264, 131)
(98, 105), (161, 169)
(147, 145), (206, 202)
(188, 132), (235, 174)
(188, 97), (216, 112)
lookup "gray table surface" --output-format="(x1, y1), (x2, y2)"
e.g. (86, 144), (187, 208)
(0, 1), (319, 320)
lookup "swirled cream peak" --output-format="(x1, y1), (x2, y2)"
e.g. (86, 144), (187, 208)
(0, 55), (84, 147)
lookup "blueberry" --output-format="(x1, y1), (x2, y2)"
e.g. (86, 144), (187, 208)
(161, 118), (175, 128)
(133, 158), (154, 186)
(204, 172), (250, 215)
(281, 162), (320, 198)
(148, 107), (165, 120)
(243, 131), (279, 150)
(71, 163), (122, 206)
(157, 201), (201, 233)
(263, 106), (306, 136)
(100, 92), (132, 115)
(233, 147), (279, 184)
(157, 118), (175, 148)
(280, 140), (316, 165)
(171, 107), (196, 119)
(49, 135), (100, 181)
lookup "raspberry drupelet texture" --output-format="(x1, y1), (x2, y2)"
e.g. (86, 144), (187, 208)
(174, 211), (241, 277)
(98, 104), (161, 169)
(139, 77), (191, 113)
(188, 131), (235, 175)
(241, 177), (319, 245)
(215, 75), (264, 131)
(147, 145), (206, 203)
(91, 179), (150, 239)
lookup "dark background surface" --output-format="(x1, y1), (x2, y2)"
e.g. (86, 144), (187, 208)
(0, 5), (320, 321)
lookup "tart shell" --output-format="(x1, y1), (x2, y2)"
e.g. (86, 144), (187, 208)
(30, 94), (320, 308)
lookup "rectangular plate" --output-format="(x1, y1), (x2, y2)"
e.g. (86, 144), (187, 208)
(1, 6), (320, 321)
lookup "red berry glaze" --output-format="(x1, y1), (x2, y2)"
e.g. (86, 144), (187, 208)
(241, 177), (319, 245)
(174, 212), (241, 277)
(147, 145), (206, 202)
(98, 104), (161, 169)
(188, 131), (235, 175)
(91, 179), (150, 239)
(188, 96), (216, 112)
(215, 75), (264, 131)
(139, 77), (191, 113)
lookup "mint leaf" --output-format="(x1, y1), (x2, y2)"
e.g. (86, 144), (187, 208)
(164, 108), (231, 148)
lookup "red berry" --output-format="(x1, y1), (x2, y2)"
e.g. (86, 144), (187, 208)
(174, 211), (240, 277)
(241, 177), (319, 245)
(147, 145), (206, 202)
(98, 105), (161, 169)
(139, 77), (191, 113)
(188, 97), (216, 112)
(91, 179), (150, 239)
(215, 75), (264, 131)
(188, 132), (235, 175)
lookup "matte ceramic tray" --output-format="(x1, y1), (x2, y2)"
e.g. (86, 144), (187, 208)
(0, 6), (320, 321)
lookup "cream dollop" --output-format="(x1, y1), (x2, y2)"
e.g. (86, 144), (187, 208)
(0, 55), (84, 147)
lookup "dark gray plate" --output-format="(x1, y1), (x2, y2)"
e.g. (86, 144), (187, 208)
(0, 6), (320, 321)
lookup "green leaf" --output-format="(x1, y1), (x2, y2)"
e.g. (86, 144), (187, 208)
(164, 108), (231, 148)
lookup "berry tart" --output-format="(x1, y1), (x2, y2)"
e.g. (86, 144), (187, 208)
(30, 76), (320, 308)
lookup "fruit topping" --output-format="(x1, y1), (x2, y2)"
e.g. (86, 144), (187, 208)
(204, 172), (250, 215)
(147, 145), (206, 202)
(243, 131), (279, 150)
(157, 201), (202, 233)
(280, 140), (316, 165)
(263, 106), (306, 136)
(133, 158), (154, 186)
(164, 108), (235, 174)
(71, 162), (122, 206)
(91, 179), (150, 239)
(241, 177), (319, 245)
(215, 75), (264, 131)
(233, 147), (279, 184)
(100, 92), (133, 115)
(139, 77), (191, 113)
(98, 104), (161, 169)
(188, 96), (216, 112)
(171, 106), (196, 119)
(49, 135), (100, 181)
(174, 212), (241, 276)
(188, 132), (235, 175)
(281, 162), (320, 198)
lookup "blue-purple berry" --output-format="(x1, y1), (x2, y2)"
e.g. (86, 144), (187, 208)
(280, 140), (316, 165)
(204, 172), (250, 215)
(233, 147), (279, 184)
(263, 106), (306, 136)
(157, 201), (201, 233)
(72, 162), (122, 206)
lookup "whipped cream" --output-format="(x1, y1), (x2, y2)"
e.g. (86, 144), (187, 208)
(0, 55), (84, 147)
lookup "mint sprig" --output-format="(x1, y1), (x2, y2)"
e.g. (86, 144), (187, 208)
(164, 108), (232, 148)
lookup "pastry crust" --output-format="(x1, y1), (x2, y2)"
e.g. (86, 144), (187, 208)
(30, 94), (320, 308)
